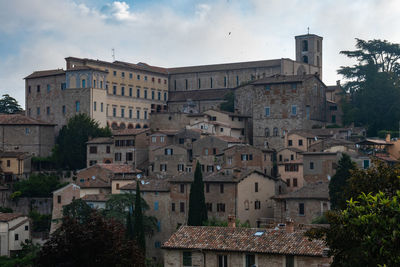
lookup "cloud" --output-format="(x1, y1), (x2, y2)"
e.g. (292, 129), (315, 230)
(1, 0), (400, 107)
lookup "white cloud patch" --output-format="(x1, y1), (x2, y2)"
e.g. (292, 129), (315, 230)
(1, 0), (400, 106)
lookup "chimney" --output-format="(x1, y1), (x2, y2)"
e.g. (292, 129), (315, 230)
(228, 215), (236, 228)
(336, 80), (341, 86)
(386, 133), (391, 142)
(285, 218), (294, 233)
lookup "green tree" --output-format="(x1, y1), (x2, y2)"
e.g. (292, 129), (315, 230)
(133, 181), (146, 252)
(0, 240), (40, 267)
(29, 210), (51, 232)
(329, 154), (357, 210)
(37, 211), (145, 267)
(62, 198), (93, 224)
(0, 94), (22, 114)
(53, 114), (111, 170)
(338, 39), (400, 135)
(220, 91), (235, 112)
(13, 173), (66, 198)
(307, 191), (400, 267)
(188, 162), (208, 226)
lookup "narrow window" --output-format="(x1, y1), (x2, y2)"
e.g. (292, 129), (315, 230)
(291, 105), (297, 115)
(224, 76), (227, 87)
(198, 78), (201, 89)
(121, 87), (125, 96)
(94, 101), (97, 111)
(220, 184), (224, 193)
(180, 184), (185, 193)
(218, 255), (228, 267)
(82, 79), (86, 88)
(185, 79), (188, 90)
(171, 203), (175, 212)
(75, 101), (80, 112)
(57, 195), (61, 204)
(180, 202), (185, 212)
(265, 107), (270, 117)
(183, 252), (192, 266)
(299, 203), (305, 215)
(210, 77), (213, 88)
(255, 182), (258, 192)
(310, 162), (314, 169)
(113, 86), (117, 95)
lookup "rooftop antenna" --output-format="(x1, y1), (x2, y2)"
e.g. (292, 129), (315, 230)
(307, 27), (310, 34)
(112, 48), (115, 61)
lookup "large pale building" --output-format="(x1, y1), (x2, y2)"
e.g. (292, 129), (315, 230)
(25, 33), (323, 132)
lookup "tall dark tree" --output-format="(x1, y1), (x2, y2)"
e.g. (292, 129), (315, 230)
(37, 212), (145, 267)
(188, 162), (208, 226)
(220, 92), (235, 112)
(329, 154), (356, 210)
(133, 181), (146, 252)
(338, 39), (400, 135)
(53, 114), (111, 170)
(0, 94), (22, 114)
(62, 198), (93, 224)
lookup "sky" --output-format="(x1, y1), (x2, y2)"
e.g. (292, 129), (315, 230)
(1, 0), (400, 107)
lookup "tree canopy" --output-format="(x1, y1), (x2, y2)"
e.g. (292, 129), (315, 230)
(133, 181), (146, 252)
(339, 39), (400, 135)
(53, 114), (111, 170)
(0, 94), (22, 114)
(13, 173), (66, 198)
(188, 162), (208, 226)
(220, 92), (235, 113)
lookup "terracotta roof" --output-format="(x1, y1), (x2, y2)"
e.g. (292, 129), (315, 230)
(0, 213), (24, 222)
(170, 169), (274, 183)
(204, 109), (251, 118)
(251, 74), (323, 86)
(151, 130), (180, 136)
(278, 147), (304, 153)
(167, 59), (281, 74)
(214, 135), (243, 143)
(86, 137), (113, 144)
(168, 88), (234, 102)
(81, 193), (110, 202)
(112, 128), (149, 136)
(66, 65), (108, 73)
(24, 69), (65, 79)
(76, 176), (110, 189)
(162, 226), (328, 257)
(120, 179), (170, 192)
(357, 138), (392, 146)
(274, 181), (329, 200)
(0, 151), (31, 159)
(0, 114), (55, 126)
(97, 163), (140, 174)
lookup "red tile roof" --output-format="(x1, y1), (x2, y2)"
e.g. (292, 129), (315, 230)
(81, 193), (110, 202)
(162, 226), (328, 257)
(24, 69), (65, 79)
(0, 114), (55, 126)
(112, 128), (149, 136)
(97, 163), (140, 174)
(120, 179), (170, 192)
(0, 213), (24, 222)
(274, 181), (329, 200)
(214, 135), (243, 143)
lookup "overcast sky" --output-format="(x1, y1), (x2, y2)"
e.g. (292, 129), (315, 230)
(1, 0), (399, 107)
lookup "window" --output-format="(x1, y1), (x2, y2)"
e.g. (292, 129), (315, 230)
(82, 79), (86, 88)
(25, 225), (29, 231)
(291, 105), (297, 115)
(129, 109), (132, 118)
(298, 139), (303, 146)
(220, 184), (224, 193)
(121, 72), (125, 78)
(144, 110), (147, 120)
(220, 127), (224, 132)
(286, 255), (295, 267)
(265, 85), (271, 91)
(241, 154), (253, 161)
(165, 148), (173, 155)
(113, 107), (116, 117)
(6, 160), (10, 167)
(227, 157), (232, 165)
(218, 255), (228, 267)
(121, 108), (125, 118)
(128, 87), (132, 97)
(303, 55), (308, 63)
(151, 91), (155, 99)
(25, 128), (30, 134)
(89, 160), (97, 166)
(126, 152), (133, 161)
(28, 85), (31, 93)
(286, 179), (290, 187)
(37, 107), (40, 115)
(210, 77), (213, 88)
(183, 252), (192, 266)
(89, 146), (97, 154)
(155, 241), (161, 248)
(224, 76), (227, 87)
(136, 110), (140, 119)
(100, 81), (103, 88)
(217, 203), (225, 212)
(265, 128), (270, 137)
(137, 74), (140, 80)
(57, 195), (61, 203)
(255, 182), (258, 192)
(273, 127), (279, 137)
(144, 76), (147, 81)
(171, 203), (175, 212)
(180, 202), (185, 212)
(37, 85), (40, 92)
(363, 159), (370, 169)
(158, 78), (161, 84)
(160, 136), (164, 142)
(136, 88), (140, 98)
(293, 178), (298, 187)
(113, 86), (116, 95)
(15, 234), (19, 241)
(290, 154), (294, 161)
(180, 184), (185, 193)
(46, 106), (50, 115)
(302, 40), (308, 51)
(255, 200), (261, 209)
(75, 101), (80, 112)
(265, 107), (270, 117)
(152, 136), (157, 143)
(185, 79), (188, 90)
(245, 254), (255, 267)
(205, 183), (210, 193)
(154, 201), (159, 211)
(94, 101), (97, 111)
(160, 164), (167, 171)
(299, 203), (305, 215)
(115, 153), (122, 161)
(306, 105), (310, 120)
(291, 83), (297, 90)
(204, 148), (209, 156)
(158, 92), (161, 100)
(206, 203), (212, 212)
(113, 70), (117, 76)
(121, 87), (125, 96)
(47, 84), (51, 92)
(288, 140), (293, 146)
(285, 164), (299, 172)
(93, 80), (96, 88)
(310, 162), (314, 169)
(207, 165), (214, 172)
(177, 164), (184, 171)
(236, 75), (239, 86)
(179, 138), (184, 144)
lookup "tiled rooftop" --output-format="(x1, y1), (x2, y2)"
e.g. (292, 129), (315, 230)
(120, 178), (170, 192)
(0, 213), (24, 222)
(0, 114), (55, 126)
(112, 128), (149, 136)
(24, 69), (65, 79)
(162, 226), (328, 257)
(274, 181), (329, 200)
(81, 193), (110, 202)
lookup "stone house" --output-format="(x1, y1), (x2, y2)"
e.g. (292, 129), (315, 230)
(86, 137), (114, 166)
(75, 165), (112, 197)
(149, 130), (179, 151)
(0, 213), (31, 256)
(0, 114), (55, 157)
(50, 183), (80, 233)
(235, 74), (327, 149)
(0, 152), (32, 182)
(277, 148), (304, 192)
(149, 144), (191, 177)
(25, 58), (169, 133)
(326, 81), (345, 125)
(273, 181), (330, 225)
(162, 224), (331, 267)
(81, 193), (109, 209)
(150, 112), (191, 131)
(302, 152), (340, 183)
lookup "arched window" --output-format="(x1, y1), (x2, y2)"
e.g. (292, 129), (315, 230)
(135, 124), (141, 129)
(303, 55), (308, 64)
(302, 40), (308, 51)
(111, 122), (118, 130)
(265, 128), (270, 137)
(273, 127), (279, 137)
(143, 124), (149, 129)
(127, 124), (134, 129)
(119, 123), (126, 129)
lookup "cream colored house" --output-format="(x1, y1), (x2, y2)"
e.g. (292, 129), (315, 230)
(0, 213), (30, 256)
(0, 152), (31, 182)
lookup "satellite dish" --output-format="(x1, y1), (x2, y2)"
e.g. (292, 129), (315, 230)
(314, 136), (318, 141)
(145, 182), (150, 184)
(92, 176), (96, 180)
(141, 180), (145, 185)
(137, 174), (142, 179)
(327, 175), (331, 181)
(216, 165), (221, 171)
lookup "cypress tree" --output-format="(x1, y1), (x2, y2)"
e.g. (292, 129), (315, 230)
(133, 181), (146, 252)
(329, 153), (356, 210)
(126, 205), (134, 240)
(188, 162), (208, 226)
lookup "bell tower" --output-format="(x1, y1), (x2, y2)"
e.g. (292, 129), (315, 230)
(295, 33), (323, 75)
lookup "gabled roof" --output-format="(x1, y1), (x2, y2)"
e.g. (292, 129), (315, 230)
(96, 163), (140, 174)
(273, 181), (329, 200)
(81, 193), (110, 202)
(0, 114), (55, 126)
(162, 226), (328, 257)
(24, 69), (65, 79)
(0, 213), (24, 222)
(52, 183), (80, 194)
(86, 137), (113, 144)
(66, 65), (108, 73)
(120, 179), (170, 192)
(214, 135), (242, 143)
(0, 151), (31, 159)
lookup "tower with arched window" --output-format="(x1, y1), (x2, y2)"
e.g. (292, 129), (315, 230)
(295, 33), (323, 77)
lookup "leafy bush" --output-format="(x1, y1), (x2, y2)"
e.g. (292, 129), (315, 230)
(29, 210), (51, 232)
(13, 174), (67, 198)
(0, 207), (13, 213)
